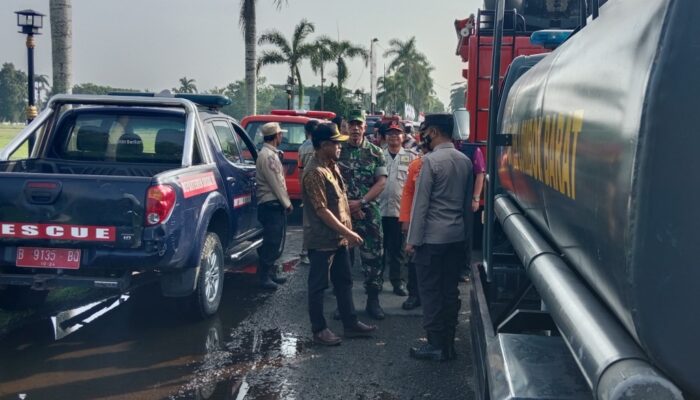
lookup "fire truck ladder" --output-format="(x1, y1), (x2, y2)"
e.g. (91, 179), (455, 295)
(474, 9), (524, 142)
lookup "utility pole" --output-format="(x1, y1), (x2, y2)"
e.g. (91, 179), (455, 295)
(370, 38), (378, 114)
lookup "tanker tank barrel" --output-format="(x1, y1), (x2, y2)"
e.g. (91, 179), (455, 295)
(494, 195), (684, 400)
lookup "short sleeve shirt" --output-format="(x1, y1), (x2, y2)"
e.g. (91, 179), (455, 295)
(338, 138), (388, 202)
(302, 156), (352, 249)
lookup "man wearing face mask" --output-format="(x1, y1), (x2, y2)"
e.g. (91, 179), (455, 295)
(338, 110), (388, 320)
(406, 113), (473, 361)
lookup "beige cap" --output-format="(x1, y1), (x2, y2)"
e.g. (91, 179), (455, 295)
(260, 122), (287, 137)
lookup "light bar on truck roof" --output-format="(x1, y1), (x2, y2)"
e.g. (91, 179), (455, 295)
(270, 109), (336, 119)
(107, 92), (232, 108)
(530, 29), (573, 48)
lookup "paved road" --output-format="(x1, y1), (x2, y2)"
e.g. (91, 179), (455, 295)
(0, 222), (475, 400)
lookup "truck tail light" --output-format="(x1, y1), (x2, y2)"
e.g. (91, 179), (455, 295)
(146, 185), (176, 226)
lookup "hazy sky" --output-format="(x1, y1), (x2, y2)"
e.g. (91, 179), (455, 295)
(1, 0), (481, 107)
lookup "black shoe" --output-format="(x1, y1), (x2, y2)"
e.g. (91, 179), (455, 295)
(458, 272), (469, 283)
(344, 321), (377, 338)
(402, 296), (421, 310)
(365, 293), (385, 320)
(393, 284), (408, 297)
(270, 274), (287, 284)
(410, 332), (448, 361)
(258, 276), (278, 291)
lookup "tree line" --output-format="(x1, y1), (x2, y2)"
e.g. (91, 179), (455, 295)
(5, 0), (444, 123)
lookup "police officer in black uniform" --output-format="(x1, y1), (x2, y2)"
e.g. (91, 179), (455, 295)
(405, 113), (473, 361)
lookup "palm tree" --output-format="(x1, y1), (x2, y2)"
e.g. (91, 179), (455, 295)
(382, 37), (435, 114)
(257, 19), (315, 109)
(50, 0), (72, 94)
(34, 74), (51, 108)
(176, 77), (198, 93)
(239, 0), (287, 116)
(383, 37), (428, 73)
(321, 38), (368, 102)
(309, 37), (334, 110)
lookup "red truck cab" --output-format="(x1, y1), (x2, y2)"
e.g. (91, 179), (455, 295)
(240, 110), (335, 202)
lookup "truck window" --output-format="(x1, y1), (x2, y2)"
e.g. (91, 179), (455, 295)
(244, 121), (306, 153)
(55, 112), (186, 164)
(208, 120), (243, 163)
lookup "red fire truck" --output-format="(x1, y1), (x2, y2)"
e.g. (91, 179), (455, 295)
(240, 110), (335, 203)
(454, 0), (582, 239)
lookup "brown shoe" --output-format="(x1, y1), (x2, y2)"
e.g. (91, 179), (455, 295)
(313, 328), (342, 346)
(344, 321), (377, 338)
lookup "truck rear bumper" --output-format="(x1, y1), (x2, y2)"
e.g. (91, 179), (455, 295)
(0, 272), (131, 291)
(0, 245), (179, 271)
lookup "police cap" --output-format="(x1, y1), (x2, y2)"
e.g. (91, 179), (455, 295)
(419, 113), (454, 135)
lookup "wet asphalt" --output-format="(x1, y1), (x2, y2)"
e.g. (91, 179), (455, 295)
(0, 217), (475, 400)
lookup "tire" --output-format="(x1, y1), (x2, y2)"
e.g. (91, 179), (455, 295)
(190, 232), (224, 319)
(0, 286), (49, 310)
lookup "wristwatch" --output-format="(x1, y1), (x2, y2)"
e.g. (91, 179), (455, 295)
(472, 196), (480, 201)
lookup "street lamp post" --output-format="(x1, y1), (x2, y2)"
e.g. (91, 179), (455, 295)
(354, 89), (363, 110)
(15, 9), (45, 125)
(285, 76), (294, 110)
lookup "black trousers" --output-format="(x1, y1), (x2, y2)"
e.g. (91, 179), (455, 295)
(256, 201), (287, 277)
(382, 217), (405, 286)
(406, 261), (419, 298)
(414, 242), (464, 333)
(308, 246), (358, 333)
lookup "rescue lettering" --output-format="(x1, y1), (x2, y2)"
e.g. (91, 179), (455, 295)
(0, 223), (116, 241)
(507, 110), (584, 199)
(180, 172), (218, 199)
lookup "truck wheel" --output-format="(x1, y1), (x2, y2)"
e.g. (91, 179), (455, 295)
(0, 286), (49, 310)
(190, 232), (224, 318)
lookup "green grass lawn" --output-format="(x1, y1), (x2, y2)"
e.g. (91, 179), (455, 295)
(0, 125), (27, 159)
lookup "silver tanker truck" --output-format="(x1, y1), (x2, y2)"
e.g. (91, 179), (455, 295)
(472, 0), (699, 399)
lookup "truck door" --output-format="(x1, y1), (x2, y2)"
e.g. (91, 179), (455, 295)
(205, 120), (259, 239)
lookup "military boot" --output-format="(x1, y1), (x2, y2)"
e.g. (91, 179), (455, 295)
(410, 331), (448, 361)
(269, 264), (287, 285)
(257, 264), (278, 290)
(365, 291), (385, 320)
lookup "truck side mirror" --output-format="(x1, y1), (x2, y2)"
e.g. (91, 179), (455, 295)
(453, 108), (470, 141)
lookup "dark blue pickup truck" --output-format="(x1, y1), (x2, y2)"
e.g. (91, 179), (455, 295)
(0, 94), (268, 318)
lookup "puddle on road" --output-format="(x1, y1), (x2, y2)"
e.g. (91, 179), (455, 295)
(173, 327), (310, 400)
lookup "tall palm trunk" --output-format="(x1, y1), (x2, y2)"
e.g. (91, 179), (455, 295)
(50, 0), (72, 95)
(295, 68), (304, 109)
(243, 0), (257, 116)
(320, 65), (325, 110)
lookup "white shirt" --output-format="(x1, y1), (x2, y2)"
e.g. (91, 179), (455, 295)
(380, 147), (417, 217)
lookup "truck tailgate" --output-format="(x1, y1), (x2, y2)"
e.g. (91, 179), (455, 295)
(0, 172), (152, 249)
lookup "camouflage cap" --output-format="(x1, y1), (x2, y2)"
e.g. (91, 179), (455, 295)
(348, 109), (366, 123)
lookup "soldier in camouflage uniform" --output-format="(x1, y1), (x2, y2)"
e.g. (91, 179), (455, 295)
(338, 110), (388, 320)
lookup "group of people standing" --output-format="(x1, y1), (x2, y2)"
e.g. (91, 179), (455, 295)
(253, 109), (485, 361)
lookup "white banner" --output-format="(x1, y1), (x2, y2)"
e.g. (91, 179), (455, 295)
(404, 103), (416, 121)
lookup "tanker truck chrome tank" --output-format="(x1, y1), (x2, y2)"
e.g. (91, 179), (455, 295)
(471, 0), (699, 398)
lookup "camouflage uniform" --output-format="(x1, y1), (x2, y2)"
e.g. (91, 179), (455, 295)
(338, 139), (388, 292)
